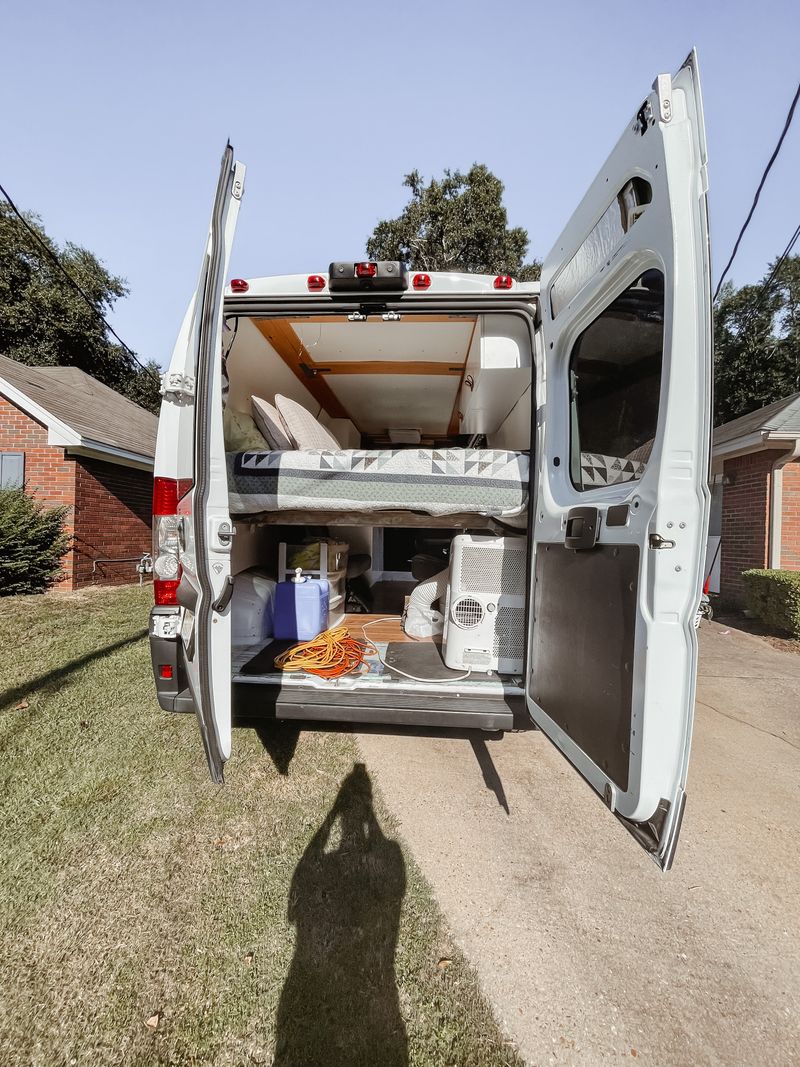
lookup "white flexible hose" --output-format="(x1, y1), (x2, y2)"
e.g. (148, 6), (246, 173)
(360, 617), (472, 684)
(403, 566), (449, 639)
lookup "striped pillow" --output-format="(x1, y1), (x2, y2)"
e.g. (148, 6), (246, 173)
(251, 396), (294, 451)
(274, 395), (341, 451)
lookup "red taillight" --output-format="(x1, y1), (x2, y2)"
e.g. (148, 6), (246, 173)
(307, 274), (326, 291)
(153, 476), (178, 517)
(355, 261), (377, 278)
(152, 477), (191, 606)
(412, 273), (431, 290)
(159, 664), (174, 680)
(493, 274), (514, 290)
(230, 278), (249, 293)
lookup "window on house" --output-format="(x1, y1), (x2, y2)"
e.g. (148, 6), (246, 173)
(569, 269), (664, 492)
(0, 452), (25, 489)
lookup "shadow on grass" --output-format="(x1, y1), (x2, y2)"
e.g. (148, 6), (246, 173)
(274, 763), (408, 1067)
(253, 723), (300, 775)
(0, 628), (149, 712)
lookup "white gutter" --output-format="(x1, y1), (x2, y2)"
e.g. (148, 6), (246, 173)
(713, 429), (800, 460)
(768, 439), (800, 569)
(65, 442), (154, 471)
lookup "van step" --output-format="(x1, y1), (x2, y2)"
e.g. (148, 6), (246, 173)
(233, 684), (521, 731)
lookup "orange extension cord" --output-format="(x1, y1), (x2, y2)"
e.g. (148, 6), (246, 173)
(273, 626), (378, 679)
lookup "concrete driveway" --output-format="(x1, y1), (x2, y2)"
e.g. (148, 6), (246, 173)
(358, 623), (800, 1065)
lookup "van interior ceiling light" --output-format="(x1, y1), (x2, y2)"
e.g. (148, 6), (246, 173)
(493, 274), (514, 289)
(152, 476), (190, 606)
(230, 278), (249, 293)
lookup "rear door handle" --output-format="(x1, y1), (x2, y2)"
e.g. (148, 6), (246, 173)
(565, 506), (600, 550)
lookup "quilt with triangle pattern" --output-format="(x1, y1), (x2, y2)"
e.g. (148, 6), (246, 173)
(227, 448), (529, 519)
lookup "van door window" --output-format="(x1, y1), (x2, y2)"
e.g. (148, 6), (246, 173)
(569, 269), (664, 491)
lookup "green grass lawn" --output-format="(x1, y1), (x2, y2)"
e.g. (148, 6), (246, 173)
(0, 585), (522, 1067)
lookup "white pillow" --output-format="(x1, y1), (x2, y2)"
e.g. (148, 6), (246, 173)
(274, 395), (341, 450)
(251, 396), (294, 451)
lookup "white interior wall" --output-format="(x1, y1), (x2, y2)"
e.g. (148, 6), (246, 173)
(226, 318), (320, 415)
(486, 385), (532, 451)
(320, 414), (361, 447)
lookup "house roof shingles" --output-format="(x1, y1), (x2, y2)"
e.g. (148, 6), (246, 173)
(713, 392), (800, 448)
(0, 354), (158, 461)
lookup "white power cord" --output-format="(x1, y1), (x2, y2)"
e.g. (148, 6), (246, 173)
(360, 617), (473, 684)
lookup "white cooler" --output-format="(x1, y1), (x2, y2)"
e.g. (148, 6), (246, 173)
(231, 570), (277, 647)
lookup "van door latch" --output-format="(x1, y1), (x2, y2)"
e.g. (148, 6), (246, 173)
(210, 517), (235, 551)
(649, 532), (676, 550)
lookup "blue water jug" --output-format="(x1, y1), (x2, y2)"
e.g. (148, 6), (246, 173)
(274, 568), (330, 641)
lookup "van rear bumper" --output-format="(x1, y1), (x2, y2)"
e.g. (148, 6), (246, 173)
(149, 608), (195, 714)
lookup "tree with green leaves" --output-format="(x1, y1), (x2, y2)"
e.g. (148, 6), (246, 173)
(0, 202), (161, 413)
(366, 165), (540, 280)
(714, 253), (800, 425)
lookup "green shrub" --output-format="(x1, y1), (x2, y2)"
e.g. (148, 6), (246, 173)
(742, 568), (800, 637)
(0, 488), (70, 595)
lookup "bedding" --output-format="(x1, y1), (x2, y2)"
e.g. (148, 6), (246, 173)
(251, 396), (293, 450)
(223, 407), (270, 452)
(226, 448), (529, 520)
(274, 394), (341, 450)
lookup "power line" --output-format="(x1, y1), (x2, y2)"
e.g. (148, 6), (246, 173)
(713, 79), (800, 302)
(726, 220), (800, 349)
(0, 179), (159, 382)
(749, 221), (800, 320)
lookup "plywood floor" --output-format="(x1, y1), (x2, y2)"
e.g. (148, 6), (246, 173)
(343, 613), (439, 645)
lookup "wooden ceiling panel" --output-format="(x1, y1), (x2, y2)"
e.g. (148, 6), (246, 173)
(253, 318), (349, 418)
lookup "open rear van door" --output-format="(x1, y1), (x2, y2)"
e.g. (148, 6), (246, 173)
(528, 53), (711, 869)
(159, 145), (244, 783)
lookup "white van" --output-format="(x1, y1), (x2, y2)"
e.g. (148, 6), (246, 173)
(149, 52), (711, 871)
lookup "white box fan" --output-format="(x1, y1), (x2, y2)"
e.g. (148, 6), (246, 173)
(443, 535), (527, 675)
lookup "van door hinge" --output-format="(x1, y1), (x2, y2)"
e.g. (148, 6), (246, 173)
(649, 532), (676, 550)
(161, 372), (195, 404)
(653, 73), (673, 123)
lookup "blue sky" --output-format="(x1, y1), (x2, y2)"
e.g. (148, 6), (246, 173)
(3, 1), (799, 367)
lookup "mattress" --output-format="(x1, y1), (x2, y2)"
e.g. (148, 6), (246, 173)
(226, 448), (529, 520)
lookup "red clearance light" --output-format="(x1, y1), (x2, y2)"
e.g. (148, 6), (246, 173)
(355, 261), (377, 278)
(159, 664), (174, 680)
(307, 274), (326, 291)
(494, 274), (514, 290)
(230, 278), (249, 293)
(412, 273), (431, 290)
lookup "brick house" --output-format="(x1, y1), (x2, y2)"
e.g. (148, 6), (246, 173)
(710, 393), (800, 606)
(0, 353), (157, 590)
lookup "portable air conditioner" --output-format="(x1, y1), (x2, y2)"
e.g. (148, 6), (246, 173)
(443, 535), (527, 675)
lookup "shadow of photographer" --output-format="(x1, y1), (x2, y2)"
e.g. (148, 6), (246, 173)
(274, 762), (408, 1066)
